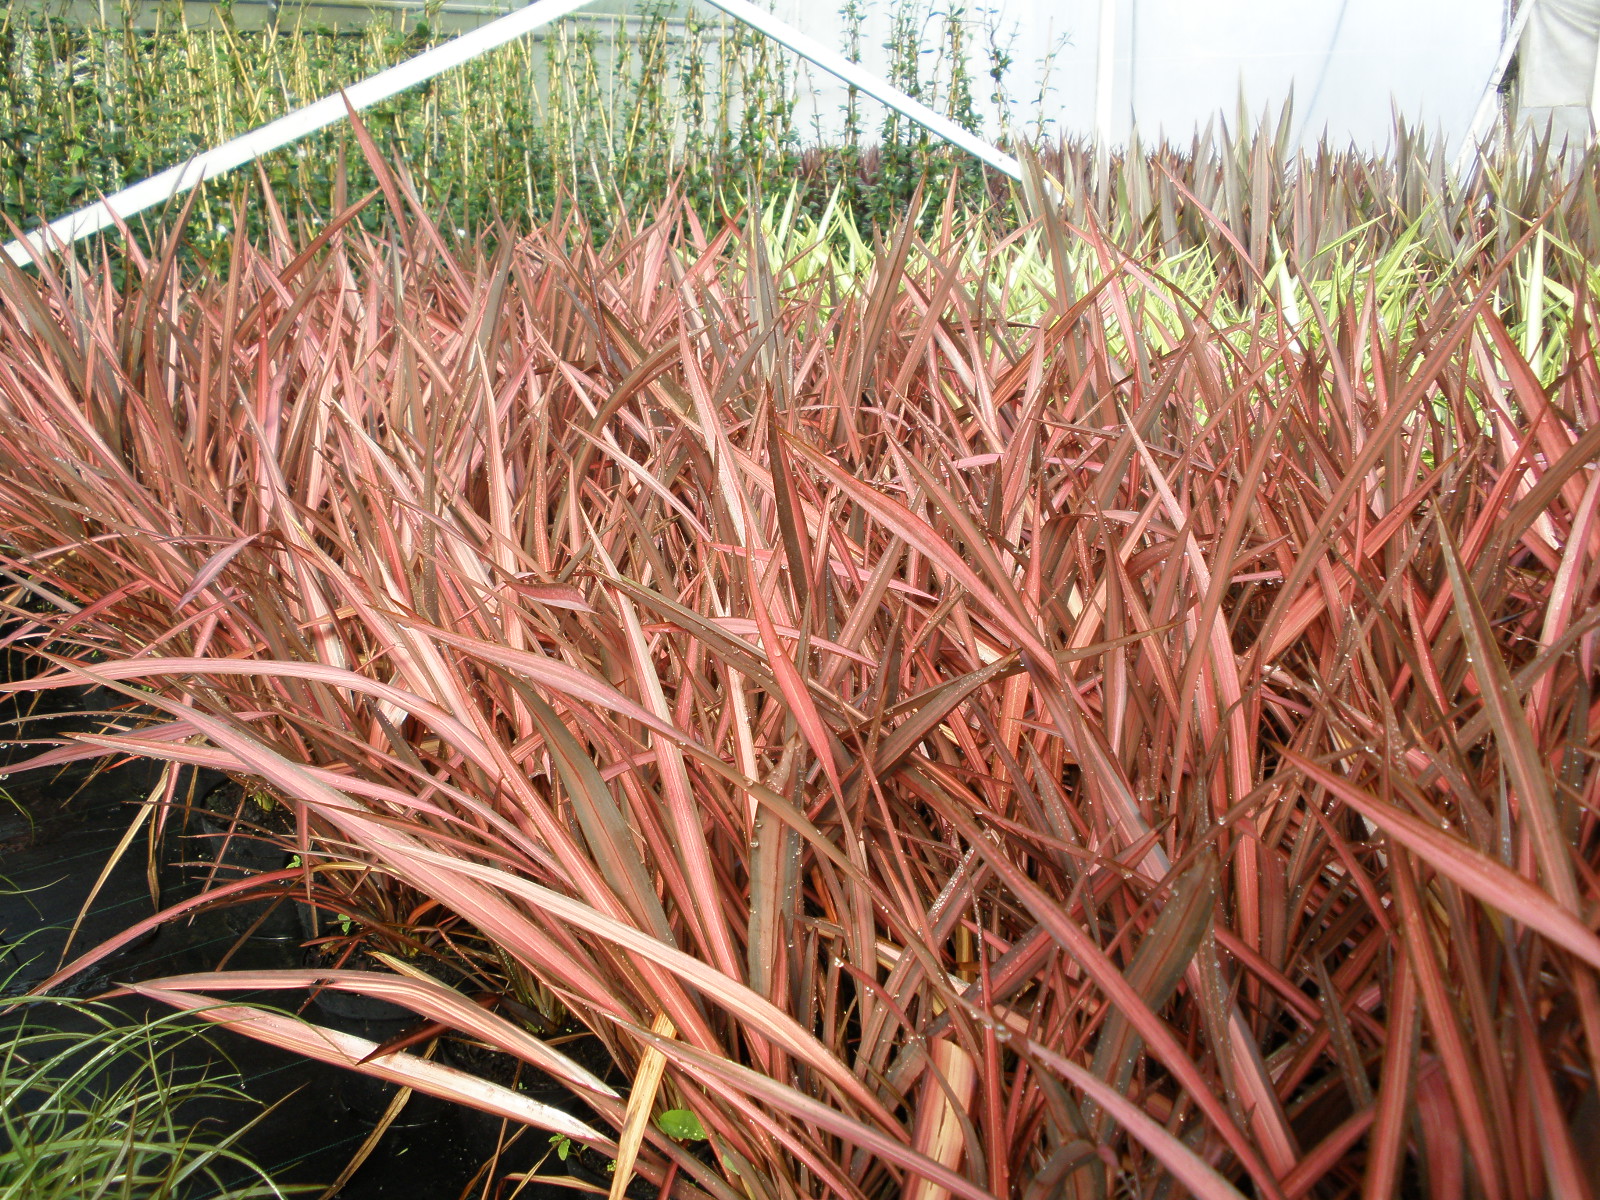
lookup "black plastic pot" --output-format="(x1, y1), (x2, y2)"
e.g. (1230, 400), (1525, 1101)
(193, 784), (298, 940)
(452, 1106), (544, 1173)
(441, 1037), (572, 1103)
(307, 980), (413, 1024)
(221, 895), (301, 941)
(196, 781), (290, 858)
(301, 942), (414, 1024)
(567, 1143), (657, 1199)
(291, 893), (364, 951)
(301, 939), (458, 1128)
(442, 1032), (622, 1179)
(440, 1039), (557, 1167)
(303, 989), (445, 1128)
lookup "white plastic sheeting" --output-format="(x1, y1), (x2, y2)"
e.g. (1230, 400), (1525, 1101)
(1517, 0), (1600, 143)
(1521, 0), (1600, 105)
(777, 0), (1504, 152)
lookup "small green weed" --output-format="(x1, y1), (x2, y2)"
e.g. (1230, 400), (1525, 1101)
(656, 1108), (707, 1141)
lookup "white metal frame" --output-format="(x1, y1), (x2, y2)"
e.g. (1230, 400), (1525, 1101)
(1453, 0), (1539, 177)
(4, 0), (1027, 267)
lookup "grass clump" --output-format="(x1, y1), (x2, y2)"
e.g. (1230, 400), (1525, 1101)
(0, 143), (1598, 1198)
(0, 996), (287, 1199)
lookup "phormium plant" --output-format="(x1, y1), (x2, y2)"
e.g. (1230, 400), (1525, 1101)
(0, 139), (1598, 1200)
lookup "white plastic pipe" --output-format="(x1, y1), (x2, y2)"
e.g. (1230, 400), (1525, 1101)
(1589, 13), (1600, 134)
(5, 0), (1039, 268)
(693, 0), (1024, 183)
(4, 0), (601, 266)
(1454, 0), (1539, 178)
(1094, 0), (1118, 150)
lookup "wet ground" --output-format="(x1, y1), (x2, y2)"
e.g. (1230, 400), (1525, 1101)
(0, 689), (568, 1199)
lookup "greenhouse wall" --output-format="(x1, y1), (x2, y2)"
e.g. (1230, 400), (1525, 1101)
(774, 0), (1508, 150)
(15, 0), (1518, 149)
